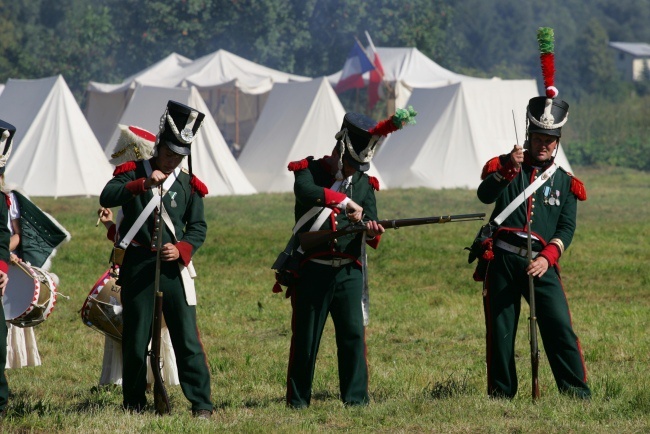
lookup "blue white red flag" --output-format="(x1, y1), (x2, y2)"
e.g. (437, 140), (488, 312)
(365, 31), (385, 110)
(334, 40), (375, 94)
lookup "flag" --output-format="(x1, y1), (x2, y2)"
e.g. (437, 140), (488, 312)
(365, 31), (385, 110)
(334, 40), (375, 94)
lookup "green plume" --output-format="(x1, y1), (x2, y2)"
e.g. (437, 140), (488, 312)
(537, 27), (555, 54)
(392, 105), (418, 128)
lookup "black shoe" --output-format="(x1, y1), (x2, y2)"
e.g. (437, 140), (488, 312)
(193, 409), (212, 420)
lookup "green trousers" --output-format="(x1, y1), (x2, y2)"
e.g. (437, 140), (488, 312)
(286, 261), (369, 408)
(119, 246), (213, 412)
(0, 305), (7, 412)
(483, 251), (591, 398)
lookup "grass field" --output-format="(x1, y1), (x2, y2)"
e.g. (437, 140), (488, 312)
(1, 166), (649, 433)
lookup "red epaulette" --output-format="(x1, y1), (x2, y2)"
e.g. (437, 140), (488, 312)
(287, 157), (311, 172)
(481, 157), (502, 180)
(569, 175), (587, 201)
(190, 175), (209, 197)
(368, 176), (380, 191)
(113, 161), (137, 176)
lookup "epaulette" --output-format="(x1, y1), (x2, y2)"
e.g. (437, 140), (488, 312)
(287, 157), (313, 172)
(113, 161), (137, 176)
(481, 156), (502, 180)
(559, 167), (587, 201)
(190, 174), (209, 197)
(368, 176), (380, 191)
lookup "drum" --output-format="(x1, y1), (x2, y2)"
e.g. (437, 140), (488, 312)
(81, 268), (123, 341)
(3, 261), (58, 327)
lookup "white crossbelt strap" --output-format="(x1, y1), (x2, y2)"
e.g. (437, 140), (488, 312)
(160, 204), (198, 306)
(117, 161), (179, 249)
(493, 164), (558, 225)
(295, 179), (343, 254)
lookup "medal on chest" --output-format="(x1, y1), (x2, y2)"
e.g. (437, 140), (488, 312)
(169, 191), (178, 208)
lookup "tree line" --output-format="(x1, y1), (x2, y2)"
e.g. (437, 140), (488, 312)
(0, 0), (648, 170)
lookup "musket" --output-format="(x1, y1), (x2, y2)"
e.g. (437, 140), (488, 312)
(150, 186), (171, 415)
(298, 213), (485, 251)
(516, 109), (540, 401)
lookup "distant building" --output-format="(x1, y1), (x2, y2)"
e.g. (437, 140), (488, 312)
(609, 42), (650, 82)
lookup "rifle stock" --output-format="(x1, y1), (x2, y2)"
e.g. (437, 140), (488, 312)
(298, 213), (485, 251)
(150, 291), (171, 415)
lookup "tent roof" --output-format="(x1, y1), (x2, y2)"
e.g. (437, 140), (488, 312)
(374, 80), (573, 190)
(106, 85), (256, 196)
(0, 75), (112, 197)
(238, 77), (384, 193)
(328, 46), (487, 89)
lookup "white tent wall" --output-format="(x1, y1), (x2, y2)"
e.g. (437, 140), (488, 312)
(105, 84), (256, 196)
(238, 77), (384, 193)
(374, 80), (572, 190)
(0, 75), (113, 197)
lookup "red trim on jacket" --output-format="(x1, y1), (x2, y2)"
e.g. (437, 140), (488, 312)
(324, 188), (347, 208)
(125, 178), (147, 195)
(106, 223), (117, 242)
(368, 176), (380, 191)
(113, 161), (137, 176)
(539, 243), (561, 267)
(570, 177), (587, 201)
(4, 193), (9, 208)
(481, 157), (502, 180)
(287, 158), (310, 172)
(497, 158), (520, 181)
(176, 241), (193, 266)
(0, 260), (7, 274)
(366, 234), (381, 249)
(190, 175), (208, 197)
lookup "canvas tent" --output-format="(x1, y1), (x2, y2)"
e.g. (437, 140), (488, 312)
(373, 80), (573, 190)
(86, 50), (310, 152)
(105, 84), (256, 196)
(0, 75), (113, 197)
(238, 77), (385, 193)
(328, 46), (488, 112)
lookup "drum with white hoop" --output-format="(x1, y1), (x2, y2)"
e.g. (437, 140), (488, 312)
(3, 261), (58, 327)
(81, 268), (123, 341)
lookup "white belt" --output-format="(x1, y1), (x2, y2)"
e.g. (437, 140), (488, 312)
(494, 239), (539, 259)
(309, 258), (354, 267)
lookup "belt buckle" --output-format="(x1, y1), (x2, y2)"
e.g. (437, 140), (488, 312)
(331, 258), (342, 267)
(517, 246), (526, 256)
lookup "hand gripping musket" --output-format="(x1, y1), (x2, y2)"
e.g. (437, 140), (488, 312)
(150, 185), (171, 415)
(298, 213), (485, 251)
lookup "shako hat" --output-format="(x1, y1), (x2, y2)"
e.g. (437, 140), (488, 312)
(335, 106), (417, 177)
(0, 119), (16, 176)
(527, 27), (569, 138)
(110, 125), (156, 165)
(156, 100), (205, 156)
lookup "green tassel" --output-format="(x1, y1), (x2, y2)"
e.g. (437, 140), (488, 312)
(537, 27), (554, 54)
(392, 105), (418, 128)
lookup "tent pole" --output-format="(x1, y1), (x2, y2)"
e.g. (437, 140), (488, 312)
(235, 87), (240, 148)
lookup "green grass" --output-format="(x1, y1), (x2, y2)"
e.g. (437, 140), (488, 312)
(1, 166), (649, 433)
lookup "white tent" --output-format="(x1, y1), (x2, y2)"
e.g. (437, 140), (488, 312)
(238, 77), (384, 193)
(105, 85), (256, 196)
(86, 53), (193, 147)
(0, 75), (112, 197)
(373, 80), (573, 190)
(86, 50), (310, 150)
(328, 46), (488, 110)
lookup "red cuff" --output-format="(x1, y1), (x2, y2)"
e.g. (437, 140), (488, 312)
(125, 178), (147, 195)
(366, 234), (381, 249)
(106, 224), (117, 241)
(498, 158), (520, 181)
(323, 188), (348, 208)
(0, 260), (7, 274)
(539, 243), (561, 267)
(176, 241), (194, 266)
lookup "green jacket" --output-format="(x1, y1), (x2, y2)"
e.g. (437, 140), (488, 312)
(291, 156), (380, 260)
(99, 160), (207, 261)
(477, 152), (586, 255)
(0, 193), (9, 273)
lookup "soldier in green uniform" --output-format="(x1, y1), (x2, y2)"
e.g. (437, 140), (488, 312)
(100, 101), (213, 418)
(476, 96), (591, 399)
(284, 109), (416, 408)
(0, 120), (15, 418)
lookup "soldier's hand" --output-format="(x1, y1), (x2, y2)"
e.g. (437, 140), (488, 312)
(511, 144), (524, 169)
(345, 200), (363, 223)
(144, 170), (169, 189)
(0, 271), (8, 296)
(365, 221), (385, 238)
(160, 243), (180, 262)
(526, 256), (549, 277)
(97, 207), (113, 224)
